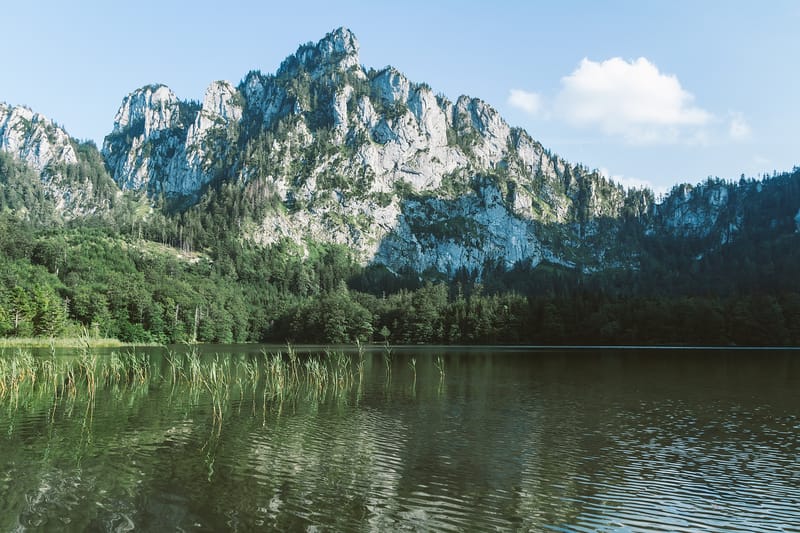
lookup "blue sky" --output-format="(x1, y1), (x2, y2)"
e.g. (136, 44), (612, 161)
(3, 0), (797, 192)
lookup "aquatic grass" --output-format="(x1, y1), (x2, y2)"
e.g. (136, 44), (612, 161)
(119, 350), (150, 385)
(434, 355), (445, 380)
(77, 353), (98, 398)
(0, 337), (160, 349)
(0, 345), (364, 425)
(382, 342), (393, 383)
(235, 357), (260, 401)
(0, 348), (149, 406)
(407, 356), (418, 395)
(287, 344), (300, 387)
(304, 357), (327, 392)
(328, 350), (353, 391)
(265, 351), (288, 397)
(355, 340), (366, 379)
(204, 355), (235, 417)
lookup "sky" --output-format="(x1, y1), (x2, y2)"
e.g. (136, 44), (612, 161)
(3, 0), (798, 193)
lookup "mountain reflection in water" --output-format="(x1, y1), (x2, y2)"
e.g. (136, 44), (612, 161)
(0, 346), (797, 531)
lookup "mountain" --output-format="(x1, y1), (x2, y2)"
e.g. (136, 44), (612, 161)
(1, 27), (799, 345)
(2, 27), (799, 279)
(100, 28), (654, 275)
(0, 103), (118, 220)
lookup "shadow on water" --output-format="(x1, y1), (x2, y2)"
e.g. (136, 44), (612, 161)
(0, 345), (798, 531)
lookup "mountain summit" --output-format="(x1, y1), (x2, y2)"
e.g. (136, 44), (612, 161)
(2, 28), (799, 280)
(0, 102), (116, 219)
(277, 27), (361, 78)
(99, 28), (654, 274)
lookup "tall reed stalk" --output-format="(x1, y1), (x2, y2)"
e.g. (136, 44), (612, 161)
(434, 355), (445, 381)
(382, 342), (393, 383)
(1, 345), (362, 420)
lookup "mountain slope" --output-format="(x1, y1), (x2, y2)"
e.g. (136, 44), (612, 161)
(1, 28), (799, 345)
(0, 102), (118, 220)
(102, 28), (651, 275)
(1, 27), (797, 281)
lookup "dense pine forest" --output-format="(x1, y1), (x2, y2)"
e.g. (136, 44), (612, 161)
(2, 163), (799, 346)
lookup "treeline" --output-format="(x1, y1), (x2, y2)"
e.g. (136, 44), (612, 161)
(2, 210), (800, 346)
(277, 277), (800, 346)
(3, 164), (800, 346)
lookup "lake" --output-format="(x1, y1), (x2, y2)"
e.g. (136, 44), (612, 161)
(1, 345), (798, 531)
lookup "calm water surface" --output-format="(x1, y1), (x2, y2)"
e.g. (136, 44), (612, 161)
(1, 346), (798, 531)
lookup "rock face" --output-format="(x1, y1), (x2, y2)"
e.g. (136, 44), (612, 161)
(102, 81), (243, 197)
(656, 182), (733, 240)
(0, 102), (115, 218)
(0, 103), (77, 170)
(4, 27), (796, 275)
(103, 28), (655, 273)
(374, 182), (545, 274)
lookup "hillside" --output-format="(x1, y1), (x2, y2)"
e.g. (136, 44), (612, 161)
(1, 28), (799, 345)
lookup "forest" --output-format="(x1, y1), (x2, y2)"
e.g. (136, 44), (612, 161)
(2, 182), (799, 347)
(3, 142), (800, 346)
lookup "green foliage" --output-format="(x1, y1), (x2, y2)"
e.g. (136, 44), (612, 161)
(285, 286), (373, 344)
(2, 196), (800, 346)
(370, 191), (393, 208)
(437, 170), (471, 198)
(382, 101), (408, 121)
(47, 140), (119, 205)
(408, 214), (481, 243)
(2, 116), (800, 350)
(392, 180), (415, 198)
(0, 151), (57, 222)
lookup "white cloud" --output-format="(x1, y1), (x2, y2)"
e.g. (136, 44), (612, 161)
(508, 89), (542, 115)
(753, 155), (770, 167)
(556, 57), (712, 144)
(599, 167), (668, 196)
(728, 111), (751, 140)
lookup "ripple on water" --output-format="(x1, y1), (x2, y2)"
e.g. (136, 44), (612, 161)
(1, 349), (798, 531)
(225, 405), (410, 529)
(227, 399), (529, 531)
(558, 401), (800, 532)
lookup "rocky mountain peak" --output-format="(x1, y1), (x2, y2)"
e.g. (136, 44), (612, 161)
(318, 27), (359, 61)
(53, 27), (798, 279)
(277, 27), (360, 78)
(371, 67), (411, 104)
(199, 81), (242, 122)
(109, 84), (182, 138)
(0, 102), (118, 219)
(0, 102), (78, 171)
(102, 79), (244, 196)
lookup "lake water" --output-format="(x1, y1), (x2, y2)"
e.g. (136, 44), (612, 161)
(1, 346), (798, 531)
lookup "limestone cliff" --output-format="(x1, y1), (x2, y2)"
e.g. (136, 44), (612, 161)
(0, 102), (116, 218)
(102, 28), (651, 273)
(3, 27), (797, 277)
(102, 81), (244, 197)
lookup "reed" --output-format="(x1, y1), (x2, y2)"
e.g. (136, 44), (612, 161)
(434, 355), (446, 381)
(0, 346), (362, 415)
(0, 337), (160, 349)
(165, 350), (181, 384)
(408, 356), (417, 395)
(0, 348), (152, 404)
(382, 342), (393, 381)
(287, 344), (300, 386)
(355, 340), (366, 382)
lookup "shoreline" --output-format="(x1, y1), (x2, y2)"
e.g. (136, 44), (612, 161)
(0, 337), (163, 349)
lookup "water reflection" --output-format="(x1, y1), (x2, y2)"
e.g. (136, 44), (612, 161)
(0, 347), (798, 531)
